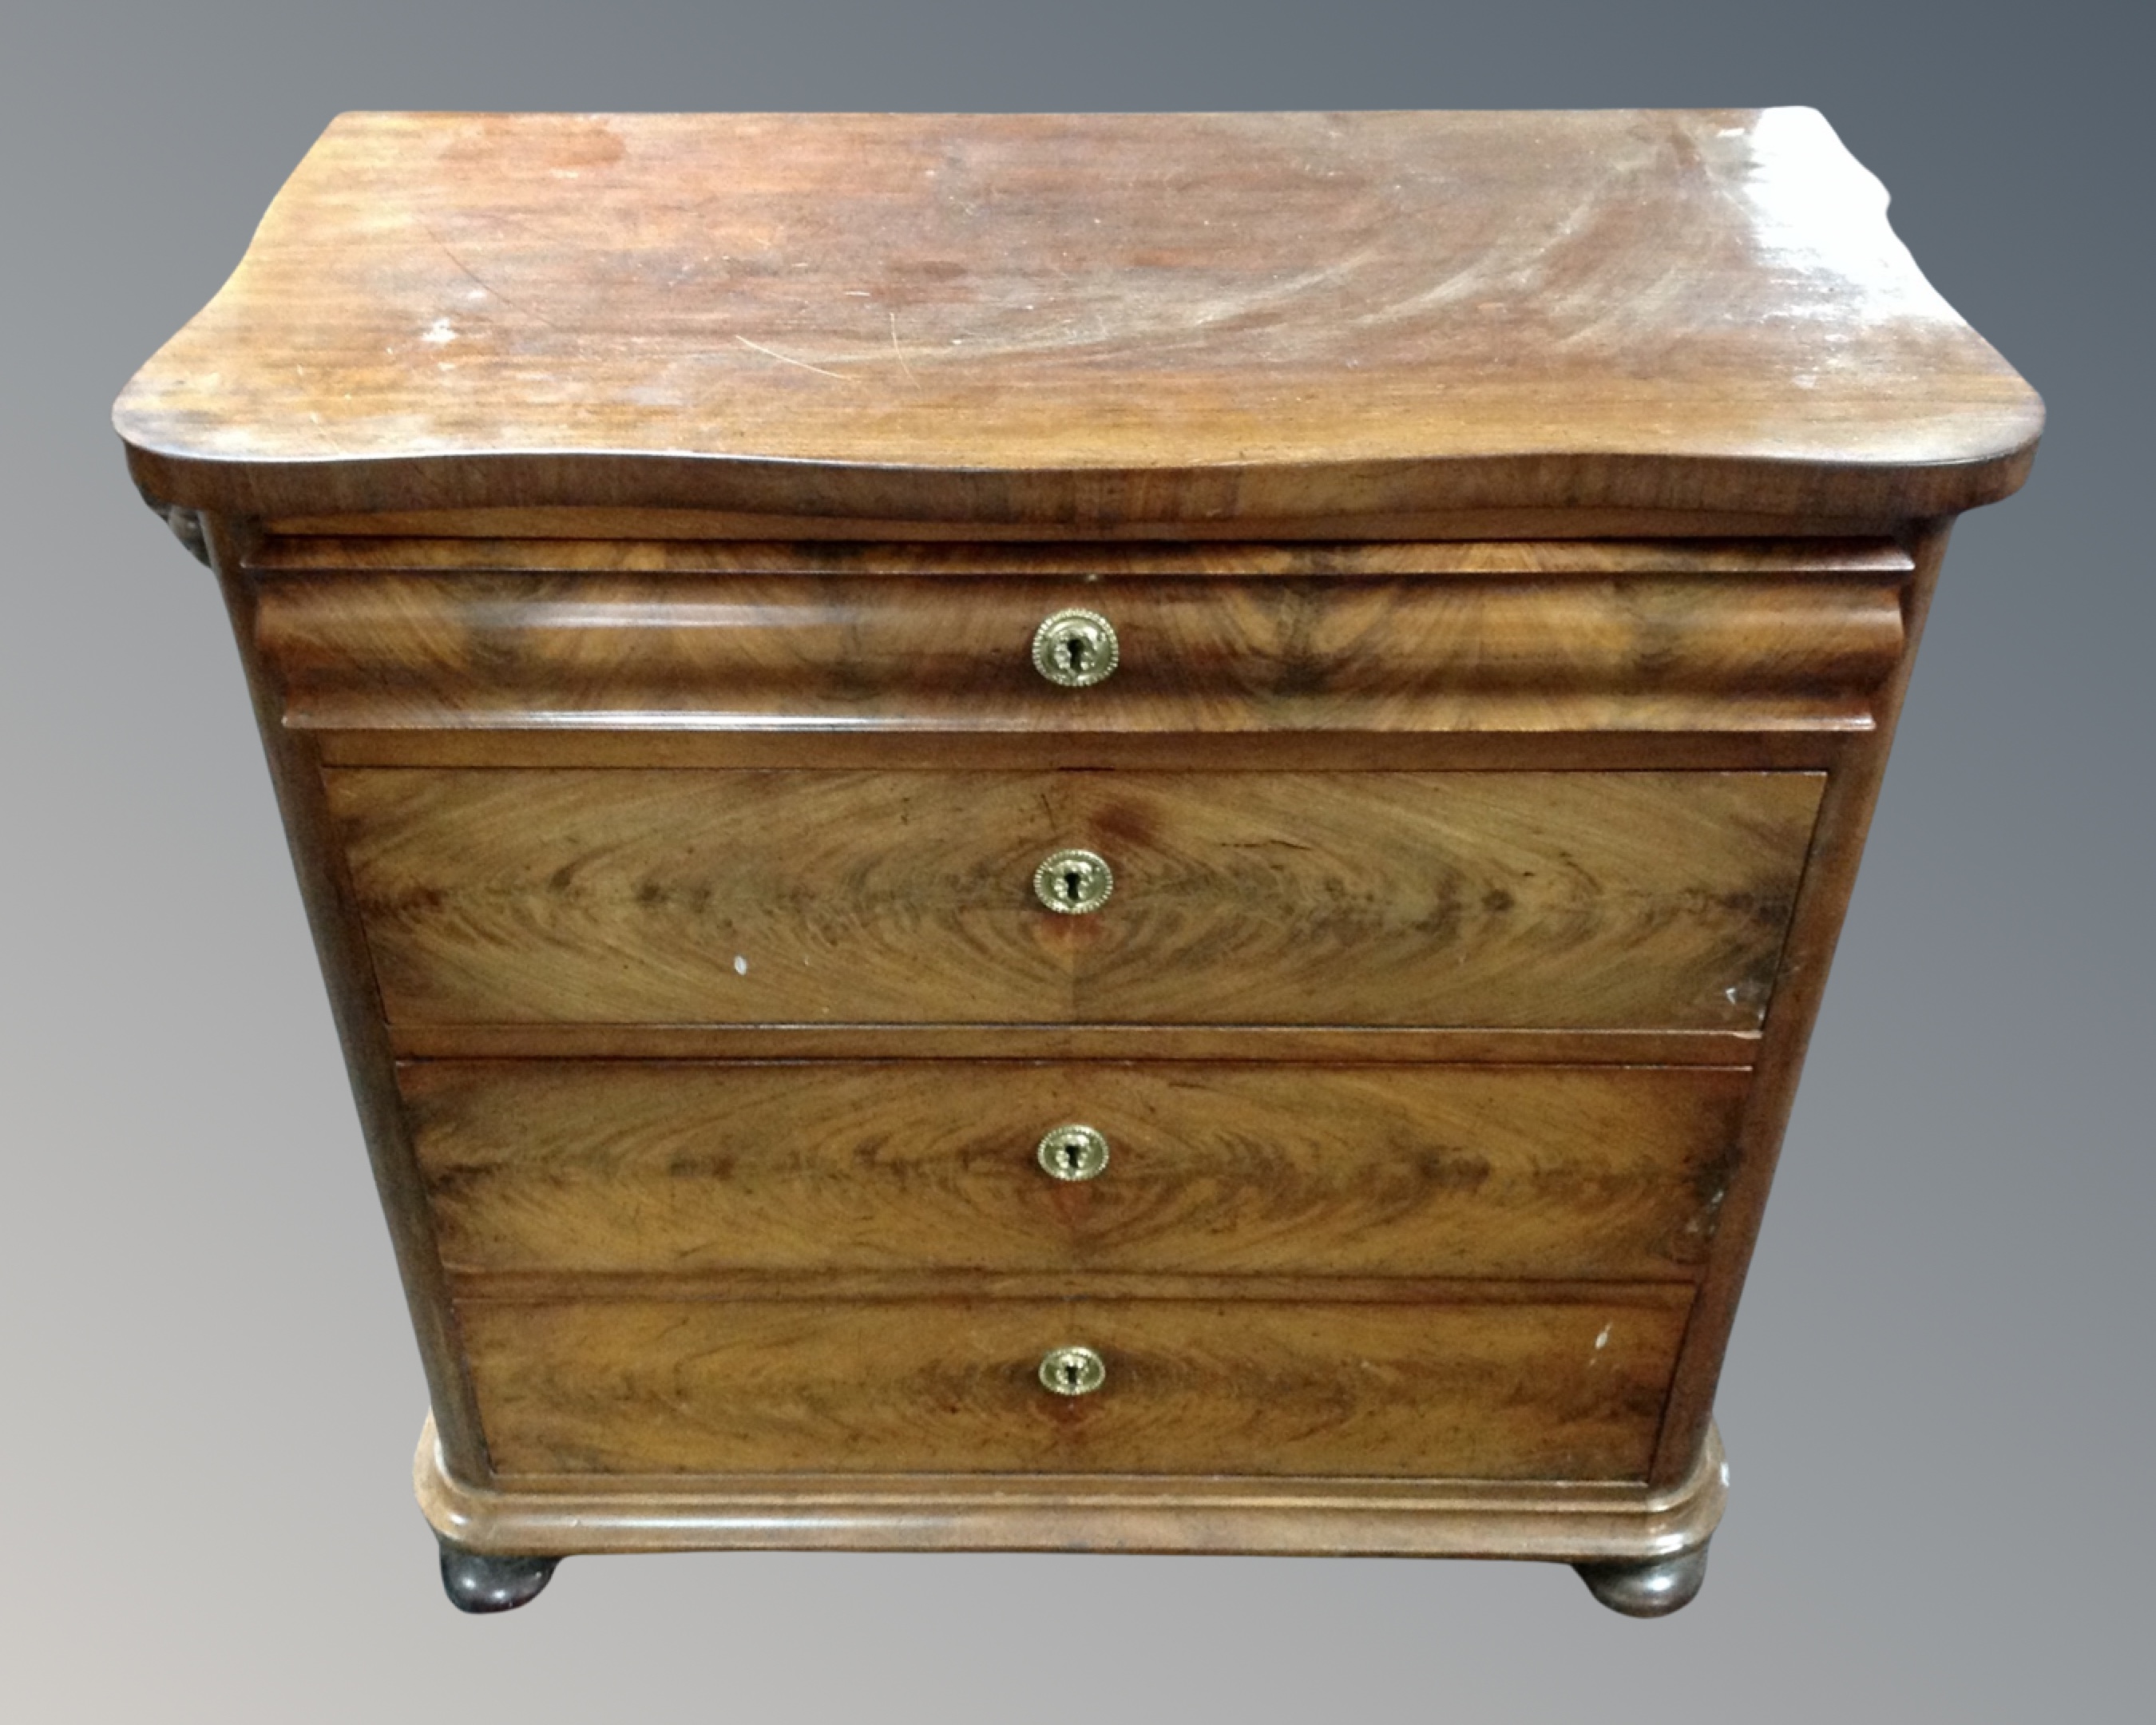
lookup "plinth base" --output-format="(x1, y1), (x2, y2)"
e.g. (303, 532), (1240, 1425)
(414, 1415), (1726, 1614)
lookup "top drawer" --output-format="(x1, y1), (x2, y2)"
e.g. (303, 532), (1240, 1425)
(255, 539), (1911, 737)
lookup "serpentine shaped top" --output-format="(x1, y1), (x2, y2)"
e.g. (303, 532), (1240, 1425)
(115, 109), (2041, 527)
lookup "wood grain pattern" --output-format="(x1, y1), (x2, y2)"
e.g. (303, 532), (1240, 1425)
(313, 725), (1852, 774)
(450, 1271), (1702, 1306)
(459, 1292), (1690, 1480)
(401, 1060), (1750, 1281)
(252, 534), (1917, 575)
(384, 1024), (1761, 1065)
(256, 564), (1904, 738)
(263, 503), (1913, 543)
(256, 502), (1923, 543)
(326, 768), (1823, 1029)
(116, 111), (2041, 527)
(415, 1413), (1730, 1561)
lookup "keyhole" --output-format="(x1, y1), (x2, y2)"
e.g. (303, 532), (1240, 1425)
(1039, 1342), (1104, 1394)
(1032, 609), (1117, 689)
(1035, 848), (1111, 915)
(1036, 1124), (1107, 1183)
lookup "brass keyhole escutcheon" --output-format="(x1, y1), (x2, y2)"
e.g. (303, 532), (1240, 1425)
(1034, 848), (1113, 914)
(1038, 1344), (1107, 1397)
(1031, 608), (1120, 688)
(1036, 1124), (1110, 1182)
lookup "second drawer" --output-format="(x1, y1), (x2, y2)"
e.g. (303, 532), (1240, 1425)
(405, 1061), (1750, 1282)
(329, 768), (1823, 1030)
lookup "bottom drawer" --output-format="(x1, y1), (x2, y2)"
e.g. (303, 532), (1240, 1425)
(461, 1292), (1690, 1481)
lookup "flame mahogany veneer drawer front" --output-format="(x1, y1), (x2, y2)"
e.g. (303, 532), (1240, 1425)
(458, 1291), (1692, 1481)
(402, 1060), (1750, 1282)
(327, 768), (1823, 1030)
(253, 545), (1912, 736)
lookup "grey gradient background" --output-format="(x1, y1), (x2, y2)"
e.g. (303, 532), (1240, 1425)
(4, 2), (2150, 1719)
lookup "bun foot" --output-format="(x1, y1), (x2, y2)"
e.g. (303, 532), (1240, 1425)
(438, 1541), (560, 1613)
(1575, 1542), (1710, 1617)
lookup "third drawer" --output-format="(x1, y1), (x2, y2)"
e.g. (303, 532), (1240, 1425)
(405, 1060), (1750, 1283)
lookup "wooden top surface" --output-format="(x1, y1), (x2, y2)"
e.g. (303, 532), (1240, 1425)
(115, 109), (2042, 526)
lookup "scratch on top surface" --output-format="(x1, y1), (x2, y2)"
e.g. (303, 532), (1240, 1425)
(417, 215), (565, 332)
(735, 335), (854, 382)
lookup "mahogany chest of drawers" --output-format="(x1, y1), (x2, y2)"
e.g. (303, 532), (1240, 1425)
(114, 109), (2040, 1615)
